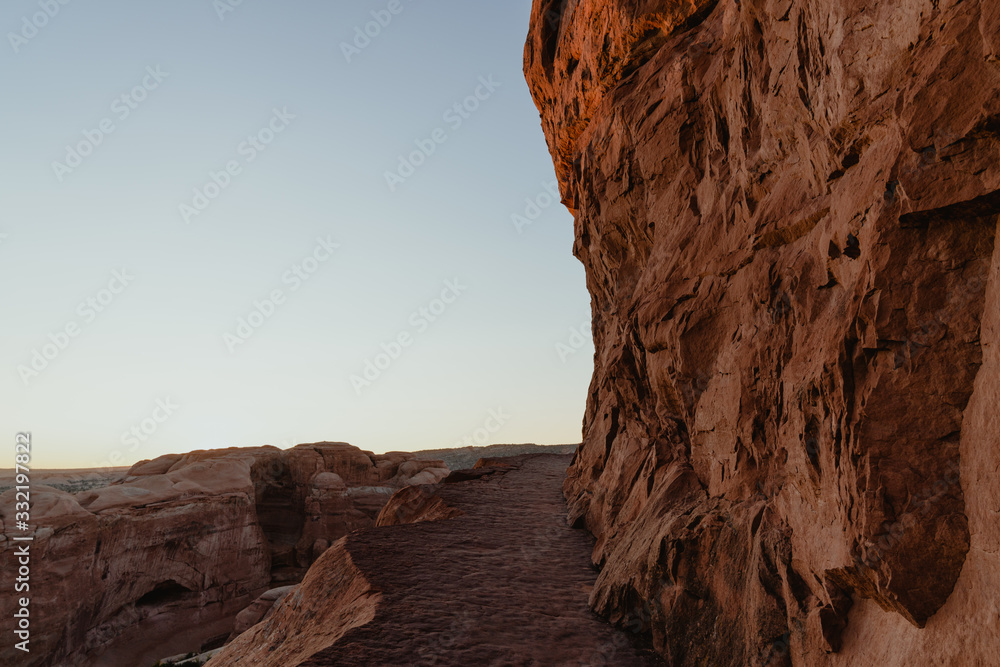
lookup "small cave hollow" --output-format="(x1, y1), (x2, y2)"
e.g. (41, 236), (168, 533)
(135, 580), (196, 608)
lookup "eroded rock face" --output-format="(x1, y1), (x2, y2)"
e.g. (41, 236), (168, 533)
(228, 585), (299, 643)
(526, 0), (1000, 664)
(375, 484), (464, 527)
(0, 443), (447, 666)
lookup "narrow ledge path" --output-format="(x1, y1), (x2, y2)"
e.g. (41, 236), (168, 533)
(302, 453), (664, 666)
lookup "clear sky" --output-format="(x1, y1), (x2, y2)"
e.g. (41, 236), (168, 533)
(0, 0), (594, 469)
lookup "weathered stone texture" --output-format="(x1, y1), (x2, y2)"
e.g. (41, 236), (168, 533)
(525, 0), (1000, 663)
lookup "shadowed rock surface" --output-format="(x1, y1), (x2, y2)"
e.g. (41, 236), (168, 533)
(0, 443), (447, 666)
(525, 0), (1000, 664)
(208, 454), (664, 666)
(413, 442), (578, 471)
(227, 585), (299, 643)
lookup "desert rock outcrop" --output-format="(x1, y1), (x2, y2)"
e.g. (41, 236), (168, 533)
(526, 0), (1000, 664)
(208, 454), (663, 666)
(0, 443), (446, 666)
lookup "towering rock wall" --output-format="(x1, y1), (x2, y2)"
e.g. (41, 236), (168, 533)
(525, 0), (1000, 664)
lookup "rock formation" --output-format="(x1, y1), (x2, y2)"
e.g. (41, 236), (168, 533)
(412, 443), (578, 471)
(525, 0), (1000, 664)
(207, 454), (663, 666)
(228, 585), (298, 642)
(0, 443), (447, 666)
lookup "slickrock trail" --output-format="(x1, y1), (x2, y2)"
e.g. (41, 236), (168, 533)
(211, 454), (664, 666)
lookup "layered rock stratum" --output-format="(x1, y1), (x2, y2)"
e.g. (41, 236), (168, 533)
(525, 0), (1000, 664)
(0, 443), (447, 666)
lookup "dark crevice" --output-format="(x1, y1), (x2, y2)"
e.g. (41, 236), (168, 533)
(538, 0), (568, 76)
(900, 188), (1000, 228)
(136, 580), (195, 608)
(804, 417), (821, 473)
(844, 234), (861, 259)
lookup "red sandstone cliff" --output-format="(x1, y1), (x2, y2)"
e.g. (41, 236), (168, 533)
(525, 0), (1000, 664)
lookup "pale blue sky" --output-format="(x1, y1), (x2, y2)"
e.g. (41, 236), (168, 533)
(0, 0), (594, 469)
